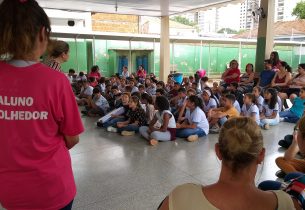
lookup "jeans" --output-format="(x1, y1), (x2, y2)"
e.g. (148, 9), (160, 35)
(60, 200), (74, 210)
(103, 117), (125, 128)
(117, 124), (139, 133)
(259, 117), (280, 127)
(279, 110), (300, 123)
(258, 172), (304, 191)
(139, 126), (171, 142)
(176, 128), (206, 138)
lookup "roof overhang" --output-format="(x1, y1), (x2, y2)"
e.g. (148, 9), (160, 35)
(36, 0), (245, 17)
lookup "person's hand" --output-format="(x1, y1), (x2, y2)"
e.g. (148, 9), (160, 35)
(117, 122), (124, 128)
(176, 123), (181, 129)
(111, 114), (117, 118)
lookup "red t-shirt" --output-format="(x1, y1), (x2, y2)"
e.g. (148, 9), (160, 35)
(88, 71), (101, 79)
(137, 70), (146, 78)
(224, 68), (241, 84)
(0, 62), (84, 210)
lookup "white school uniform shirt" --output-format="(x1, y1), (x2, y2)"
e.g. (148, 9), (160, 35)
(185, 107), (209, 135)
(99, 83), (106, 93)
(177, 96), (188, 107)
(233, 100), (241, 113)
(94, 95), (110, 112)
(121, 71), (129, 78)
(156, 110), (176, 128)
(241, 103), (260, 125)
(257, 95), (264, 112)
(82, 86), (93, 96)
(263, 102), (280, 118)
(131, 86), (139, 94)
(277, 95), (283, 112)
(203, 98), (217, 113)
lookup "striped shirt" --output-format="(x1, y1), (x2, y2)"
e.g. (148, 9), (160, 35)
(44, 59), (62, 72)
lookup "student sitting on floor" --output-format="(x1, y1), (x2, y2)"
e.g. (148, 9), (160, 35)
(176, 95), (209, 142)
(177, 88), (197, 123)
(228, 82), (244, 107)
(208, 94), (240, 133)
(107, 96), (147, 136)
(172, 87), (187, 119)
(140, 93), (155, 124)
(77, 80), (94, 106)
(99, 92), (131, 128)
(279, 87), (305, 123)
(139, 96), (176, 146)
(241, 93), (260, 125)
(82, 88), (109, 117)
(201, 89), (218, 116)
(260, 88), (280, 130)
(253, 86), (264, 113)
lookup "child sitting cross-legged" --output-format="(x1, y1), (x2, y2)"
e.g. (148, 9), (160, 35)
(176, 95), (209, 142)
(97, 92), (131, 128)
(208, 94), (240, 133)
(139, 96), (176, 146)
(260, 88), (280, 130)
(82, 88), (109, 117)
(107, 96), (147, 136)
(241, 93), (260, 125)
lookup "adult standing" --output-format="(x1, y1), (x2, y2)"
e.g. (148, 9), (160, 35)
(221, 59), (241, 89)
(45, 39), (70, 72)
(0, 1), (84, 210)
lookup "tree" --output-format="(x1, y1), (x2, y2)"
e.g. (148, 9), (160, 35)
(170, 16), (196, 26)
(292, 1), (305, 19)
(217, 28), (238, 34)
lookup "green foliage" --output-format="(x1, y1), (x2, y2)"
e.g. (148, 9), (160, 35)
(170, 16), (196, 26)
(292, 1), (305, 19)
(217, 28), (238, 34)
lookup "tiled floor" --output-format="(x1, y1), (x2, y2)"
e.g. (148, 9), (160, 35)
(0, 117), (295, 210)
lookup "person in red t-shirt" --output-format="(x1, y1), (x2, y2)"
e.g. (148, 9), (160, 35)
(0, 1), (84, 210)
(137, 65), (147, 80)
(88, 65), (102, 80)
(221, 59), (241, 89)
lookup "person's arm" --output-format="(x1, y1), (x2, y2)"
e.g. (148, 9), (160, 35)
(266, 110), (278, 119)
(158, 113), (170, 132)
(64, 135), (80, 149)
(148, 116), (158, 133)
(178, 100), (187, 122)
(271, 73), (278, 87)
(284, 132), (300, 161)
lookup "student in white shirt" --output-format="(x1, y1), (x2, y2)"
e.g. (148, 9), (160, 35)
(241, 93), (260, 125)
(201, 89), (217, 114)
(253, 86), (264, 113)
(82, 88), (109, 116)
(139, 96), (176, 146)
(77, 80), (93, 105)
(121, 66), (129, 78)
(260, 88), (280, 129)
(176, 95), (209, 142)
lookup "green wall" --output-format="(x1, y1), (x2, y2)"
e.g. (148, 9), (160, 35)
(58, 38), (305, 78)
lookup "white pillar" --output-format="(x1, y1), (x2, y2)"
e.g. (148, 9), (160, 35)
(160, 16), (170, 81)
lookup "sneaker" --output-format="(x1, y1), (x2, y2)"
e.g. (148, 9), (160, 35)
(279, 117), (285, 122)
(264, 124), (270, 130)
(275, 170), (286, 179)
(149, 139), (159, 146)
(278, 139), (289, 149)
(121, 131), (135, 136)
(187, 135), (199, 142)
(107, 126), (118, 133)
(209, 125), (220, 134)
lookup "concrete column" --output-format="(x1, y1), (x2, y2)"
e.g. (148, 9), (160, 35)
(160, 16), (170, 81)
(255, 0), (275, 72)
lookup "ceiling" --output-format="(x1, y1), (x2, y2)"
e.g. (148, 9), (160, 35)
(36, 0), (244, 17)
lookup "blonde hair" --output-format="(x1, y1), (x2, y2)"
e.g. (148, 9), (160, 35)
(218, 117), (263, 173)
(47, 40), (69, 58)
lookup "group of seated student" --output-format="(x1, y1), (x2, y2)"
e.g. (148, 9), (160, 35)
(70, 52), (305, 146)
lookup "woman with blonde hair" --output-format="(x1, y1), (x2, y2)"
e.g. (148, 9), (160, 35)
(159, 117), (294, 210)
(45, 39), (70, 71)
